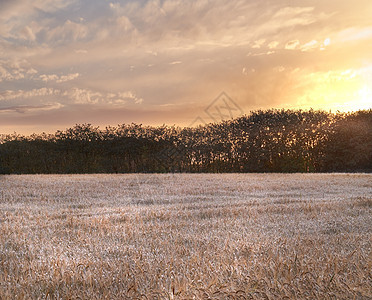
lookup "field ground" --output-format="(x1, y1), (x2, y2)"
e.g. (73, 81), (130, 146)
(0, 174), (371, 299)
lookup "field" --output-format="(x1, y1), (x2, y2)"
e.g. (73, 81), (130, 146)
(0, 174), (371, 299)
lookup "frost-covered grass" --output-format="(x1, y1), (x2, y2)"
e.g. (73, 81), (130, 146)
(0, 174), (371, 299)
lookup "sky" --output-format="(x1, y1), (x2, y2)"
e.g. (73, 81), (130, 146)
(1, 0), (372, 134)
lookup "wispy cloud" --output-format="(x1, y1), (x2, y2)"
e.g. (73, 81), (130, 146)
(0, 103), (64, 114)
(0, 87), (143, 107)
(0, 59), (38, 82)
(285, 40), (300, 50)
(64, 88), (143, 105)
(0, 88), (59, 102)
(39, 73), (80, 83)
(0, 0), (76, 38)
(301, 40), (319, 52)
(44, 20), (89, 45)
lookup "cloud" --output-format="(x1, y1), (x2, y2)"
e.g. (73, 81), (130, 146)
(95, 2), (323, 51)
(63, 88), (143, 105)
(39, 74), (59, 82)
(0, 103), (64, 114)
(301, 40), (318, 52)
(57, 73), (80, 83)
(0, 86), (143, 106)
(335, 26), (372, 43)
(109, 2), (121, 11)
(0, 88), (60, 101)
(0, 0), (76, 38)
(285, 40), (300, 50)
(74, 49), (88, 54)
(45, 20), (88, 44)
(116, 91), (144, 104)
(273, 6), (315, 19)
(0, 59), (38, 82)
(242, 67), (255, 75)
(39, 73), (80, 83)
(1, 0), (335, 70)
(64, 88), (101, 104)
(268, 41), (279, 49)
(19, 26), (36, 41)
(0, 0), (75, 17)
(252, 39), (266, 49)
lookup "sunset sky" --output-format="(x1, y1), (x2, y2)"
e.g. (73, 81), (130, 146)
(1, 0), (372, 134)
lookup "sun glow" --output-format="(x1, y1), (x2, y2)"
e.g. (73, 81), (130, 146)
(322, 85), (372, 112)
(324, 85), (371, 112)
(294, 68), (372, 112)
(353, 86), (372, 110)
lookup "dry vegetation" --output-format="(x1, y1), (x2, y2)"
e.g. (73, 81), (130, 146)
(0, 174), (371, 299)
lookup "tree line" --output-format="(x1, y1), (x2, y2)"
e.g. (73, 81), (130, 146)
(1, 109), (371, 174)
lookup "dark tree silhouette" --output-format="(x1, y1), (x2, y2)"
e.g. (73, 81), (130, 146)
(0, 109), (371, 174)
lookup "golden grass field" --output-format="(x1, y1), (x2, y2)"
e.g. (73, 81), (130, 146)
(0, 174), (371, 299)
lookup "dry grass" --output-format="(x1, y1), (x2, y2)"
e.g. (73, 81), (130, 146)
(0, 173), (371, 299)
